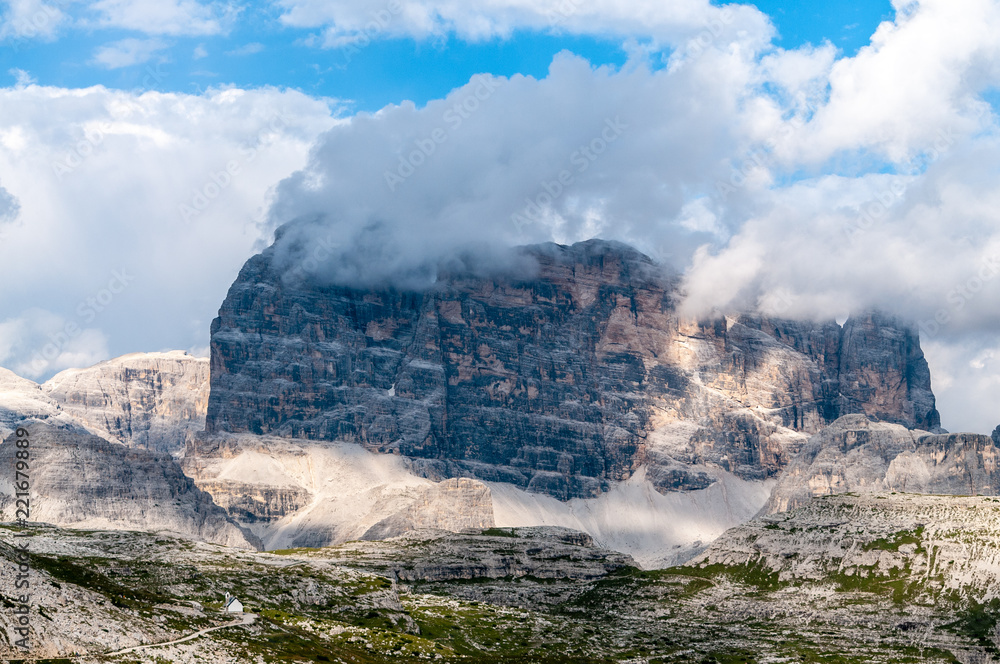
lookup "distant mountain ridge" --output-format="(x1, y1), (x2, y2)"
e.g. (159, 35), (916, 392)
(0, 351), (208, 454)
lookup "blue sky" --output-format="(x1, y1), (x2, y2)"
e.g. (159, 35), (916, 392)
(3, 1), (894, 111)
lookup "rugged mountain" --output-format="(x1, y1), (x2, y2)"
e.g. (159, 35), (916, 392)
(0, 352), (209, 456)
(765, 414), (1000, 513)
(0, 420), (258, 550)
(297, 525), (636, 585)
(206, 237), (939, 504)
(42, 350), (209, 455)
(0, 366), (61, 438)
(0, 534), (178, 660)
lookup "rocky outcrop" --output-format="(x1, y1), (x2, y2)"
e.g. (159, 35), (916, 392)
(0, 421), (259, 550)
(765, 414), (1000, 513)
(205, 236), (939, 501)
(42, 351), (209, 455)
(993, 425), (1000, 445)
(837, 313), (938, 430)
(193, 479), (311, 524)
(0, 535), (176, 660)
(0, 367), (61, 438)
(697, 492), (1000, 602)
(180, 430), (772, 564)
(360, 478), (495, 540)
(306, 526), (636, 583)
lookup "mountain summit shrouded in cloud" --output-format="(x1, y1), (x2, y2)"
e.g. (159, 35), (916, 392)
(1, 0), (999, 434)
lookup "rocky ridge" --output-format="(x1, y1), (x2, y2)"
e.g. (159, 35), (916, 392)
(42, 351), (209, 455)
(5, 495), (1000, 663)
(0, 366), (62, 438)
(765, 414), (1000, 513)
(0, 420), (258, 550)
(698, 492), (1000, 603)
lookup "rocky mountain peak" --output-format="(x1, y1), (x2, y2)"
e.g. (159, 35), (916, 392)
(42, 350), (209, 455)
(204, 237), (941, 502)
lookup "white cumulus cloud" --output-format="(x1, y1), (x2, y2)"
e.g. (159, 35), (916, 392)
(275, 0), (772, 49)
(0, 83), (339, 380)
(86, 0), (235, 36)
(92, 37), (169, 69)
(2, 0), (1000, 433)
(0, 0), (68, 41)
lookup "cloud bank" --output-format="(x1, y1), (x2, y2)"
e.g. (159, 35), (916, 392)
(0, 83), (337, 378)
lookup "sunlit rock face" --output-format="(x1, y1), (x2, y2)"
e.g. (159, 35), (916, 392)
(765, 414), (1000, 514)
(205, 236), (939, 501)
(42, 351), (210, 456)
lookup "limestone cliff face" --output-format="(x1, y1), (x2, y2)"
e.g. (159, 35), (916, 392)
(0, 421), (259, 550)
(42, 351), (209, 455)
(765, 414), (1000, 513)
(0, 367), (61, 438)
(837, 313), (938, 430)
(205, 238), (940, 500)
